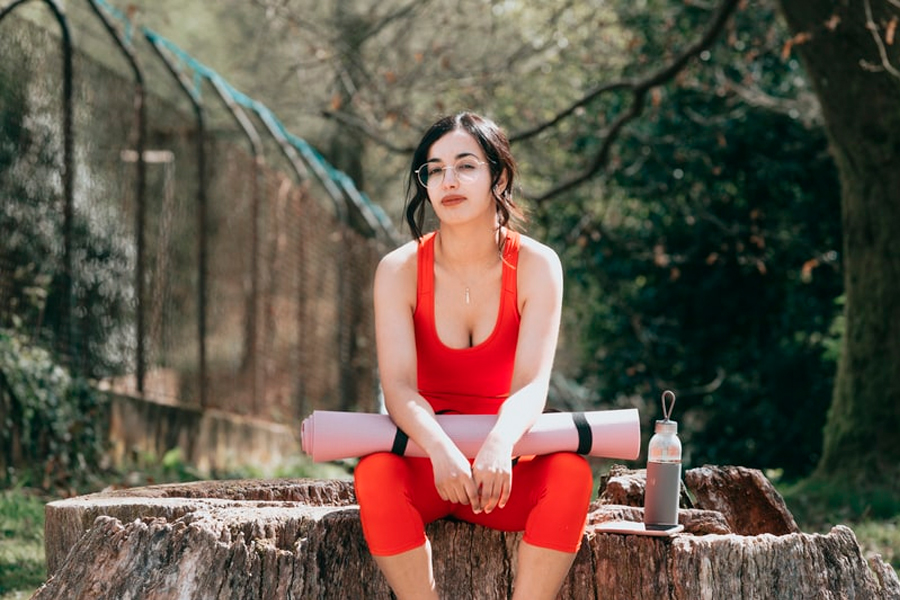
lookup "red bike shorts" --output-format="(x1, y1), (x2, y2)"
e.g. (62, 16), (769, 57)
(354, 451), (593, 556)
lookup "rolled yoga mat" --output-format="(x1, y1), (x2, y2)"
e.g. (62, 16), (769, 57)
(300, 409), (641, 462)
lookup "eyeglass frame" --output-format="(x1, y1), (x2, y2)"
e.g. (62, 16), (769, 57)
(414, 158), (490, 188)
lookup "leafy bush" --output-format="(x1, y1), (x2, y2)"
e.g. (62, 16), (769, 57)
(0, 329), (109, 490)
(0, 23), (135, 378)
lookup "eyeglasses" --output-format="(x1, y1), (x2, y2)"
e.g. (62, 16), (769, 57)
(415, 158), (488, 187)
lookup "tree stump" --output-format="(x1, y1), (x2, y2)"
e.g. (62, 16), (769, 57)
(35, 466), (900, 599)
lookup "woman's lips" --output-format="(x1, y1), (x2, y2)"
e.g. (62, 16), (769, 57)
(441, 194), (466, 206)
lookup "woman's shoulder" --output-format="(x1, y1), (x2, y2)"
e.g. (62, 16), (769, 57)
(515, 233), (562, 275)
(376, 238), (420, 286)
(379, 237), (420, 266)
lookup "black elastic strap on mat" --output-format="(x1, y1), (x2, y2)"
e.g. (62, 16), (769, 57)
(573, 412), (593, 455)
(391, 410), (450, 456)
(391, 428), (410, 456)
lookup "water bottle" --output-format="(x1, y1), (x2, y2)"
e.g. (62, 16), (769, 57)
(643, 390), (682, 529)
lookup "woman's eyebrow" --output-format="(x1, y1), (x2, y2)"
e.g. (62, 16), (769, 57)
(426, 152), (478, 163)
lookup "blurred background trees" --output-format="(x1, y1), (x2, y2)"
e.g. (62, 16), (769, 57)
(547, 0), (843, 480)
(4, 0), (898, 490)
(778, 0), (900, 488)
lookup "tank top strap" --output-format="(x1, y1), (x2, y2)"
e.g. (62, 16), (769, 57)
(501, 230), (520, 297)
(417, 231), (438, 300)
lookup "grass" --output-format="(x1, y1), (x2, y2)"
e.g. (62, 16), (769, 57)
(852, 519), (900, 570)
(0, 488), (47, 599)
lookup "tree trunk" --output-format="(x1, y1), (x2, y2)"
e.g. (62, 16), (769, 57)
(776, 0), (900, 484)
(35, 469), (900, 599)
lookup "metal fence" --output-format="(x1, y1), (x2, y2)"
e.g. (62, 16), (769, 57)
(0, 0), (400, 425)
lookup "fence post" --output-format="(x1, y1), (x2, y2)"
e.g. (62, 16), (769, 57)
(0, 0), (76, 365)
(85, 0), (148, 393)
(208, 76), (265, 414)
(145, 35), (210, 409)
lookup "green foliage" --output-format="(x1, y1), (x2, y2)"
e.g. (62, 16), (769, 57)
(0, 33), (61, 341)
(790, 476), (900, 522)
(190, 454), (353, 482)
(270, 455), (353, 480)
(0, 329), (109, 490)
(113, 446), (352, 485)
(0, 25), (135, 377)
(781, 476), (900, 571)
(821, 295), (845, 363)
(537, 1), (843, 480)
(149, 448), (206, 483)
(0, 489), (46, 596)
(851, 519), (900, 572)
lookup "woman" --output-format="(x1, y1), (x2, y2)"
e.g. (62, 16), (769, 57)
(354, 112), (593, 599)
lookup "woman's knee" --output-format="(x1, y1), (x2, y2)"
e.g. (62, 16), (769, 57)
(543, 452), (593, 504)
(354, 452), (406, 503)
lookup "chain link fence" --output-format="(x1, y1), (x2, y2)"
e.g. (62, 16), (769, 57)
(0, 2), (399, 427)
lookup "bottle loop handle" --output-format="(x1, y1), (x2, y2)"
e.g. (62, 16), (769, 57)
(661, 390), (676, 421)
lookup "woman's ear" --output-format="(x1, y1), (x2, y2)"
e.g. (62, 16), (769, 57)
(494, 170), (509, 196)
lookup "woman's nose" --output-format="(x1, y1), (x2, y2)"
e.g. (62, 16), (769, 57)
(441, 167), (460, 188)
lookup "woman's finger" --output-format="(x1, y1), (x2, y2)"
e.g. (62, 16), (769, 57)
(481, 475), (508, 513)
(465, 478), (482, 512)
(497, 476), (512, 509)
(481, 488), (498, 513)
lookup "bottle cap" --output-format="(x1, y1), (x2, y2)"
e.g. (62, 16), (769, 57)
(654, 419), (678, 434)
(655, 390), (678, 435)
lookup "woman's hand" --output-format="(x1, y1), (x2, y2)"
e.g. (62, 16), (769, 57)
(430, 444), (481, 510)
(472, 434), (514, 513)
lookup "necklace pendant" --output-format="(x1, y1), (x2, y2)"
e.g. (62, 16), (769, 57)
(465, 287), (470, 304)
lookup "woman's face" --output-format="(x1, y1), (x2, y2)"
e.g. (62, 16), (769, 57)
(423, 129), (500, 228)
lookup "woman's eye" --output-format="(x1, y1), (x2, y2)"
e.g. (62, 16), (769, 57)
(457, 162), (477, 171)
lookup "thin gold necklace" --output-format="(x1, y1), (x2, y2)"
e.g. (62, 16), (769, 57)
(438, 232), (506, 305)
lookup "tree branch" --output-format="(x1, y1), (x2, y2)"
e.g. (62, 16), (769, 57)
(860, 0), (900, 79)
(321, 109), (416, 153)
(654, 366), (727, 398)
(365, 0), (427, 40)
(713, 67), (821, 127)
(250, 0), (326, 38)
(523, 0), (743, 203)
(320, 0), (743, 193)
(509, 81), (633, 143)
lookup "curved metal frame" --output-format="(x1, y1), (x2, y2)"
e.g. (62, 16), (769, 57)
(145, 35), (211, 409)
(0, 0), (75, 356)
(85, 0), (149, 393)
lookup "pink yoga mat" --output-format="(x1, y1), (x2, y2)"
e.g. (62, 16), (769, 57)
(300, 409), (640, 463)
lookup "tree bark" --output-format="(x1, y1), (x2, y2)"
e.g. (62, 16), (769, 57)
(683, 465), (800, 535)
(35, 469), (900, 599)
(776, 0), (900, 484)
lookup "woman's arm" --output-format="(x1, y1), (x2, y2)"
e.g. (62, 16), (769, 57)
(472, 238), (565, 513)
(374, 245), (482, 509)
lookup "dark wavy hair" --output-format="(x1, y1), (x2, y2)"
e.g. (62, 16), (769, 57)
(405, 112), (527, 240)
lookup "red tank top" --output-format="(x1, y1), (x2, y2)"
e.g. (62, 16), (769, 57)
(414, 231), (521, 415)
